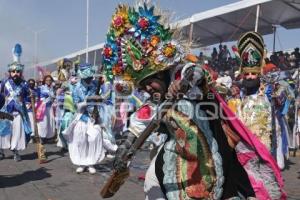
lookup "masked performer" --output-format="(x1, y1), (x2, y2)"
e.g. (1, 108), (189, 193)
(64, 64), (117, 174)
(103, 4), (285, 200)
(36, 75), (56, 141)
(236, 32), (294, 170)
(0, 44), (31, 161)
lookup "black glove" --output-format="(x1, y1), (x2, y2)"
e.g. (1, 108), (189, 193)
(113, 131), (137, 172)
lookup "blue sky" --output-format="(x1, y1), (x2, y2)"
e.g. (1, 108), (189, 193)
(0, 0), (299, 78)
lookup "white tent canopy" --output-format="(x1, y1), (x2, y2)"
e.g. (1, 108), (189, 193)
(171, 0), (300, 48)
(36, 0), (300, 74)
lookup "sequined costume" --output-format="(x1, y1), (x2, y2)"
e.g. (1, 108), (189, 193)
(36, 84), (56, 139)
(0, 44), (32, 154)
(103, 5), (285, 199)
(233, 32), (286, 199)
(64, 64), (117, 170)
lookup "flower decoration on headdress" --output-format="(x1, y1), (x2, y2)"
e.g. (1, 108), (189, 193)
(102, 37), (118, 66)
(103, 3), (185, 88)
(155, 40), (184, 67)
(128, 4), (160, 40)
(111, 5), (132, 37)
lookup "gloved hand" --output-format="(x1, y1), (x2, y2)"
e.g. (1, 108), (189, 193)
(113, 147), (129, 172)
(113, 131), (137, 172)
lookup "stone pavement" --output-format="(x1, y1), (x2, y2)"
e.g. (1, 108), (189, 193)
(0, 143), (299, 200)
(281, 152), (300, 200)
(0, 143), (147, 200)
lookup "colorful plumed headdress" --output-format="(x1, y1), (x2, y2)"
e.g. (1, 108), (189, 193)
(78, 63), (95, 79)
(8, 44), (24, 72)
(237, 31), (265, 75)
(102, 3), (185, 88)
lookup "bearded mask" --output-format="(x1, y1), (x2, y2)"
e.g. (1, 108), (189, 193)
(242, 78), (260, 95)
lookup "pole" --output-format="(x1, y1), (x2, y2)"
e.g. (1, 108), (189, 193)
(296, 67), (300, 154)
(272, 25), (276, 53)
(86, 0), (89, 63)
(30, 28), (45, 79)
(290, 67), (300, 156)
(189, 23), (194, 47)
(34, 32), (37, 79)
(255, 4), (260, 32)
(94, 50), (97, 66)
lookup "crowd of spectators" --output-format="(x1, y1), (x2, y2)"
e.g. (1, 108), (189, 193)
(270, 48), (300, 70)
(198, 44), (240, 73)
(198, 45), (300, 77)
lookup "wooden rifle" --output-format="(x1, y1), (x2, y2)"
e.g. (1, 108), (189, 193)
(30, 89), (47, 164)
(100, 100), (171, 198)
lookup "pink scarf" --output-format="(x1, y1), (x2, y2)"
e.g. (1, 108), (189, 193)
(35, 100), (46, 121)
(212, 89), (286, 199)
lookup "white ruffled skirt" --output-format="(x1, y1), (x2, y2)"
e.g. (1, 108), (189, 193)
(68, 119), (117, 166)
(0, 114), (26, 151)
(37, 106), (55, 138)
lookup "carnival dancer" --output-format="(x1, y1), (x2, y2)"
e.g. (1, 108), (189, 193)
(26, 79), (37, 141)
(102, 4), (285, 200)
(98, 75), (116, 144)
(235, 31), (293, 170)
(264, 69), (295, 167)
(64, 64), (117, 174)
(50, 58), (73, 83)
(36, 75), (56, 142)
(56, 82), (75, 153)
(0, 44), (31, 161)
(53, 65), (76, 151)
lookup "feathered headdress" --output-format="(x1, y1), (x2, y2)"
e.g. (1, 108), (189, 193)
(237, 31), (265, 75)
(8, 44), (24, 71)
(102, 3), (185, 88)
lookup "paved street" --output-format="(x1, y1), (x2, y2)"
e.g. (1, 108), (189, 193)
(0, 143), (147, 200)
(282, 153), (300, 200)
(0, 143), (299, 200)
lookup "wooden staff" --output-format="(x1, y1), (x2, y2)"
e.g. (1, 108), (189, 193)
(30, 89), (47, 164)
